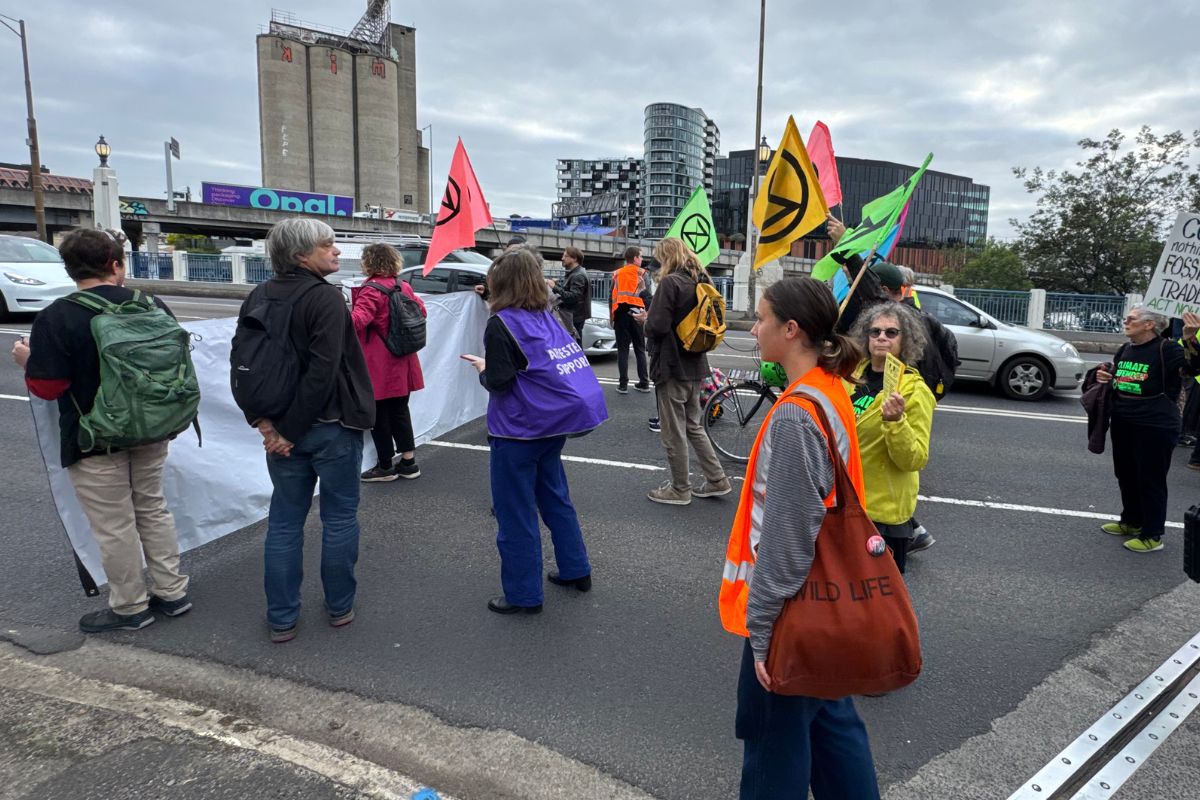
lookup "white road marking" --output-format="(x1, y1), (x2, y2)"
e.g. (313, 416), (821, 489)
(0, 328), (31, 335)
(0, 394), (29, 402)
(425, 443), (1179, 527)
(425, 440), (665, 471)
(935, 404), (1085, 423)
(918, 494), (1184, 529)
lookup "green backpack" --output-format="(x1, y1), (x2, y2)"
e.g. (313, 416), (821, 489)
(68, 290), (201, 452)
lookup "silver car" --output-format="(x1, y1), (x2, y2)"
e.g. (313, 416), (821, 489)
(917, 285), (1086, 400)
(387, 261), (616, 357)
(0, 234), (74, 319)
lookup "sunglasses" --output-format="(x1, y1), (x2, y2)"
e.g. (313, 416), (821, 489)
(868, 327), (902, 340)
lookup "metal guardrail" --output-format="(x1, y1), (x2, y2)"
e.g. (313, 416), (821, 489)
(128, 252), (174, 280)
(1044, 293), (1125, 333)
(543, 268), (734, 308)
(954, 288), (1030, 326)
(184, 253), (233, 283)
(245, 256), (272, 285)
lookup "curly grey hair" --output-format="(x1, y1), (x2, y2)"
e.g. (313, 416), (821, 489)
(849, 301), (928, 367)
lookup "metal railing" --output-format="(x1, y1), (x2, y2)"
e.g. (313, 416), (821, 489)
(952, 288), (1030, 326)
(128, 252), (174, 280)
(542, 268), (734, 309)
(245, 256), (272, 284)
(184, 253), (233, 283)
(1044, 292), (1125, 333)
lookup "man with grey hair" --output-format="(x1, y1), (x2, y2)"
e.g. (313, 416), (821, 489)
(231, 218), (374, 642)
(1095, 307), (1200, 553)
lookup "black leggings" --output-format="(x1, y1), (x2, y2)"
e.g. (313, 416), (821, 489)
(371, 395), (414, 468)
(1111, 419), (1176, 538)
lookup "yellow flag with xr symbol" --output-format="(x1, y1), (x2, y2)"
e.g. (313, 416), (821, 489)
(752, 116), (829, 269)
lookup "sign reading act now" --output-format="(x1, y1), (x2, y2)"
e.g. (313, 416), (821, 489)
(1144, 211), (1200, 316)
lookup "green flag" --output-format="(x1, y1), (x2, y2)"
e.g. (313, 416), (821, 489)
(812, 153), (933, 281)
(664, 185), (720, 267)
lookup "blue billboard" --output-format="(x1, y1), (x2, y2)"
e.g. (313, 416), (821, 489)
(202, 182), (354, 216)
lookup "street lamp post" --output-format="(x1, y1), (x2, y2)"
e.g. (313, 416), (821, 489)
(742, 0), (766, 317)
(421, 123), (433, 219)
(92, 135), (123, 235)
(1, 15), (47, 242)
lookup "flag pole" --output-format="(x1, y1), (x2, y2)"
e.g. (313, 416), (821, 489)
(837, 243), (881, 319)
(743, 0), (766, 317)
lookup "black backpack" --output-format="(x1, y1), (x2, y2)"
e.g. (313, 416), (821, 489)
(229, 281), (320, 420)
(364, 280), (426, 356)
(917, 312), (960, 401)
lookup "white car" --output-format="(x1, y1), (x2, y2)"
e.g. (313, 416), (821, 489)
(917, 285), (1086, 400)
(0, 234), (74, 319)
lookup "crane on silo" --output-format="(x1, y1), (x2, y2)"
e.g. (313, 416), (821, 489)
(349, 0), (390, 45)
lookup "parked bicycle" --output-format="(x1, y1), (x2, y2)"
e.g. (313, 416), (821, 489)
(702, 360), (788, 463)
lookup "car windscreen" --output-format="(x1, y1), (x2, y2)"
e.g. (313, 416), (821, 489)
(0, 237), (61, 263)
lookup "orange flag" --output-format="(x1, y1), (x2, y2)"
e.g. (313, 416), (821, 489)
(423, 138), (492, 275)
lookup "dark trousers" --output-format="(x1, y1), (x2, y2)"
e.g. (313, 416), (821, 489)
(736, 641), (880, 799)
(490, 436), (590, 607)
(883, 537), (909, 574)
(614, 308), (647, 387)
(1183, 381), (1200, 436)
(370, 395), (414, 468)
(1111, 419), (1177, 538)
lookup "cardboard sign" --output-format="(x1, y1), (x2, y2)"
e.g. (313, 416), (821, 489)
(882, 352), (904, 398)
(1143, 211), (1200, 317)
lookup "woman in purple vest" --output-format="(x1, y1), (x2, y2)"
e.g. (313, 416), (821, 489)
(461, 248), (609, 614)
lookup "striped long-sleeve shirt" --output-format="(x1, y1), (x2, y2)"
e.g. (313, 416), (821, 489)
(744, 401), (842, 661)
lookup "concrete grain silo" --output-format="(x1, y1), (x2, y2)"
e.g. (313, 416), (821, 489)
(257, 35), (311, 193)
(307, 45), (356, 199)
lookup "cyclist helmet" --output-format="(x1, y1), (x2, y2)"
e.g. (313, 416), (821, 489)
(759, 361), (788, 388)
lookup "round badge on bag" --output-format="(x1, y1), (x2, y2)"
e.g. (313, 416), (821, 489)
(866, 535), (888, 557)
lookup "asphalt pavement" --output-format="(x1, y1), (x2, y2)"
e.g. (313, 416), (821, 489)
(0, 301), (1198, 799)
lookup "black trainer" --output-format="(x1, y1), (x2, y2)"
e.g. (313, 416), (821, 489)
(79, 608), (155, 634)
(148, 593), (193, 617)
(361, 466), (398, 482)
(634, 382), (652, 393)
(394, 459), (421, 480)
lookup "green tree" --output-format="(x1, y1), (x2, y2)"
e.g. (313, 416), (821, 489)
(1011, 126), (1200, 294)
(944, 239), (1031, 290)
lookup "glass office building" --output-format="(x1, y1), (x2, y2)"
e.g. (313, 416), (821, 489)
(642, 103), (719, 238)
(712, 154), (989, 246)
(837, 158), (989, 246)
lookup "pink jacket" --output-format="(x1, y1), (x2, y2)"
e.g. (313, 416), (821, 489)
(351, 276), (426, 400)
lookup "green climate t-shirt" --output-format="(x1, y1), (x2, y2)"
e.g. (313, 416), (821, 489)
(851, 368), (885, 417)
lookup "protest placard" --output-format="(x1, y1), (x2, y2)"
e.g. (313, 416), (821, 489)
(1143, 211), (1200, 317)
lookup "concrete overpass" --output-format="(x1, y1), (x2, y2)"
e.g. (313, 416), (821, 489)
(0, 186), (746, 272)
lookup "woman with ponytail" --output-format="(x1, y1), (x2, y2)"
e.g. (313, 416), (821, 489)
(717, 277), (880, 799)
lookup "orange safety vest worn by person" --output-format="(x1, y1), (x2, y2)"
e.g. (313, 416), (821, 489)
(610, 263), (646, 316)
(718, 367), (864, 639)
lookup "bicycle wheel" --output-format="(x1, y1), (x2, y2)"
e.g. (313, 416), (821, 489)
(703, 381), (778, 463)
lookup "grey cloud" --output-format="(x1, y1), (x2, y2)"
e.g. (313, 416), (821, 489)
(1, 0), (1196, 239)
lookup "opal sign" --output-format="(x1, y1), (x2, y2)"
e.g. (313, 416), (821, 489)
(201, 182), (353, 216)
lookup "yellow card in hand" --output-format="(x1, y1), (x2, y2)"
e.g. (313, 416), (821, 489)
(882, 353), (904, 398)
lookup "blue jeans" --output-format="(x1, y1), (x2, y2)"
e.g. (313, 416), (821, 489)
(264, 423), (363, 629)
(490, 436), (590, 607)
(736, 641), (880, 799)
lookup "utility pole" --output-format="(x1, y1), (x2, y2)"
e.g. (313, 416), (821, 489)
(1, 16), (47, 242)
(165, 137), (180, 212)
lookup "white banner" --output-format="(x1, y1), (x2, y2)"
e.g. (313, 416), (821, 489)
(32, 290), (489, 588)
(1143, 211), (1200, 317)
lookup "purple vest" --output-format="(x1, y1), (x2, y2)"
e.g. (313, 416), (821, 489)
(487, 308), (609, 439)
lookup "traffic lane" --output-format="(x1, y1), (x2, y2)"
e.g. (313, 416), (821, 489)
(9, 412), (1190, 800)
(920, 401), (1200, 529)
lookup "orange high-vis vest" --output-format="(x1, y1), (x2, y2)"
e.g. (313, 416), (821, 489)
(718, 366), (865, 638)
(610, 264), (646, 315)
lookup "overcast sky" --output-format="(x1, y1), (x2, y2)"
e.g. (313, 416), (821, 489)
(2, 0), (1198, 239)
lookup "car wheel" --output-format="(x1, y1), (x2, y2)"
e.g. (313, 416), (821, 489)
(998, 355), (1051, 401)
(0, 291), (8, 323)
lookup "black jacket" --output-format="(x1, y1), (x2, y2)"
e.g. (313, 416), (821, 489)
(833, 253), (886, 334)
(553, 266), (592, 324)
(238, 268), (375, 443)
